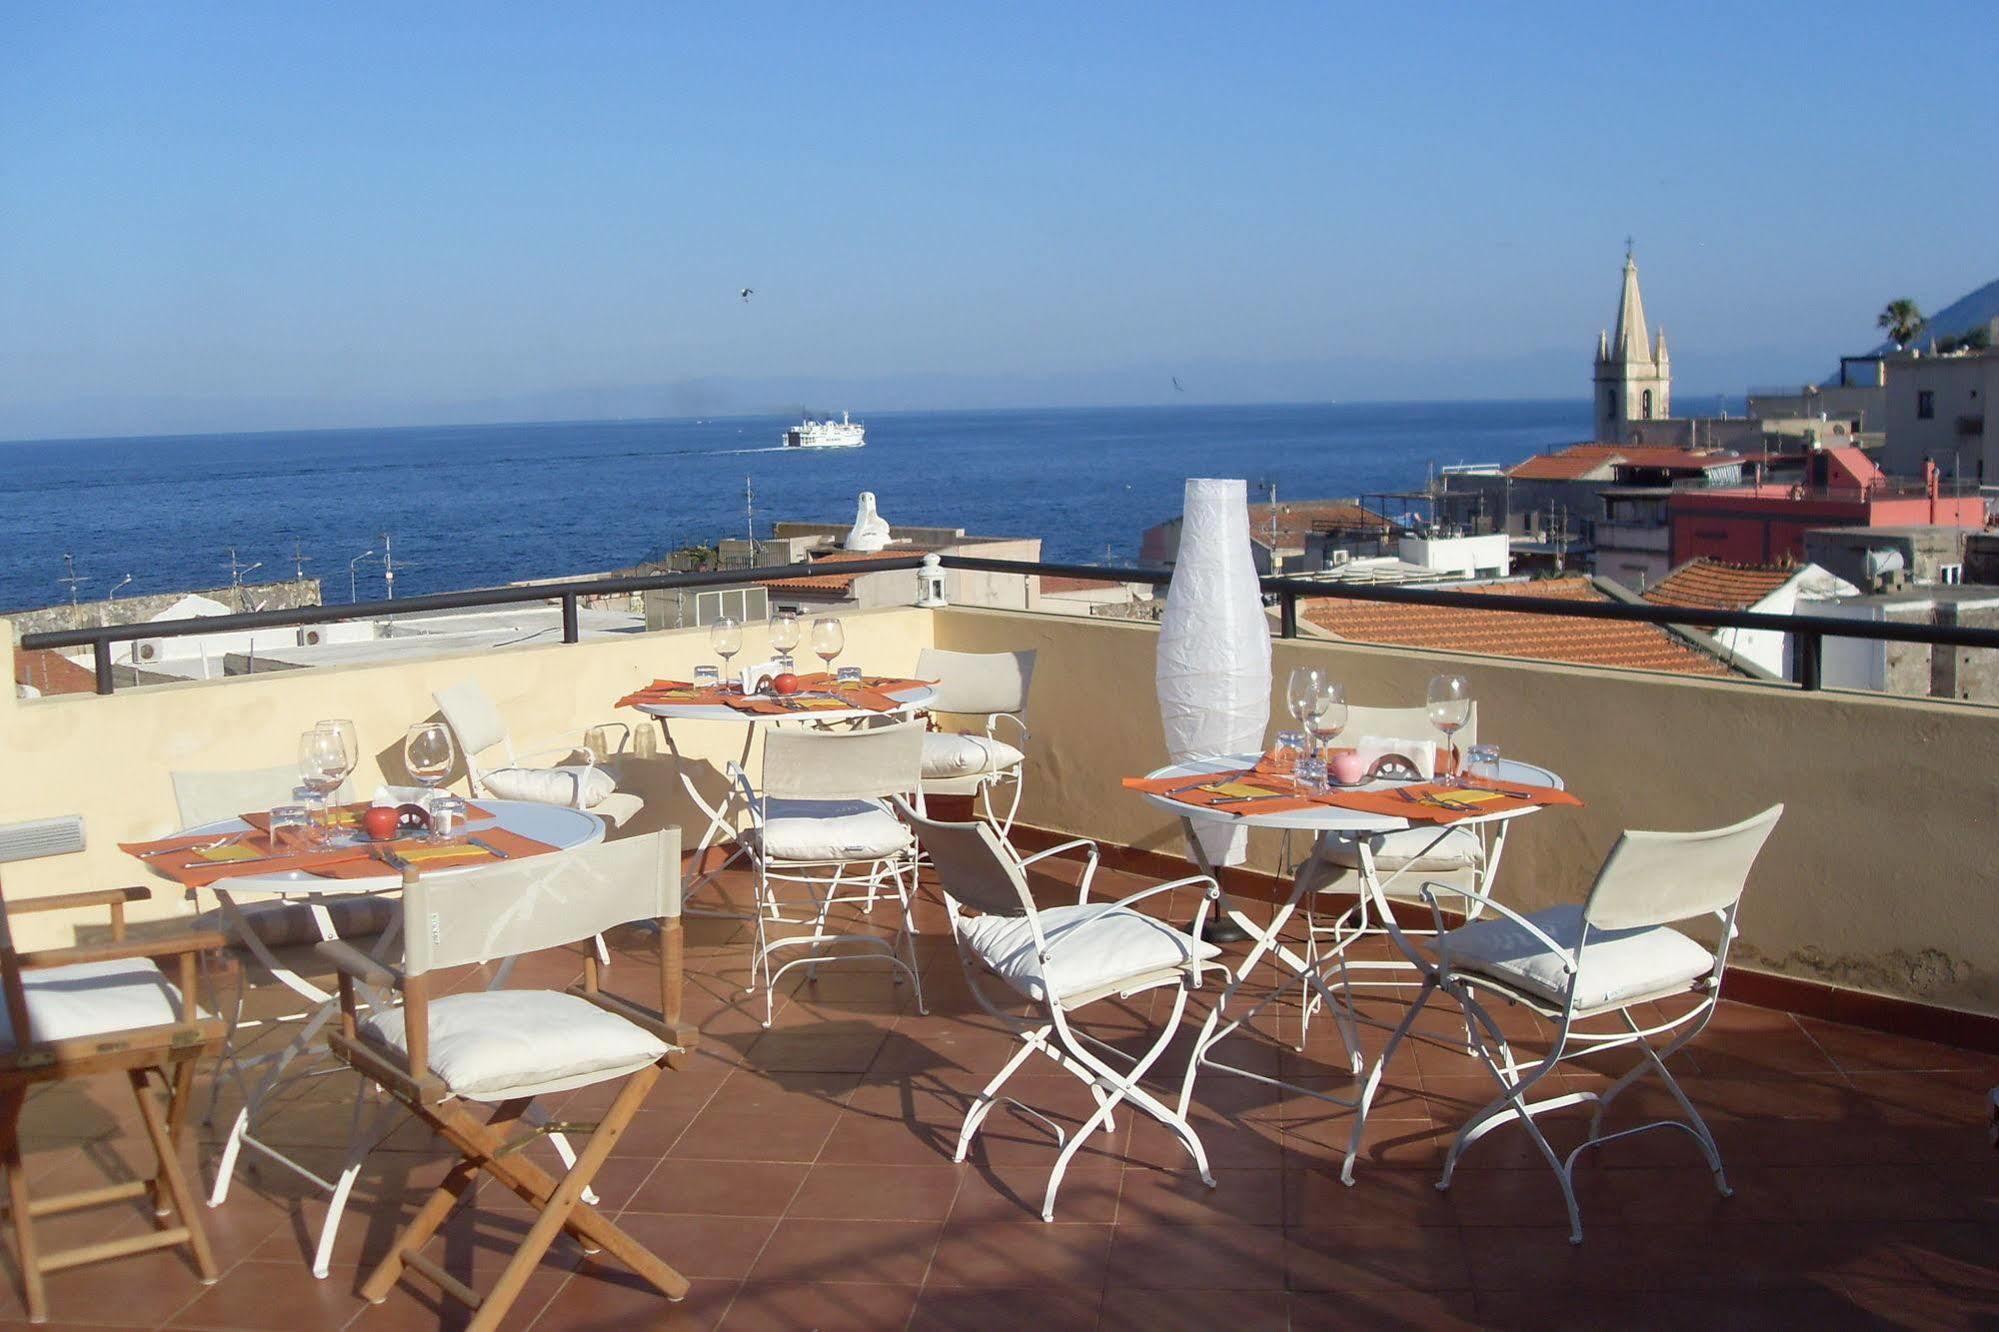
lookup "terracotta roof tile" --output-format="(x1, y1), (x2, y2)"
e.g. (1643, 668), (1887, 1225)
(1304, 577), (1734, 676)
(12, 648), (96, 696)
(1506, 443), (1744, 482)
(1643, 558), (1794, 612)
(1507, 450), (1620, 481)
(763, 549), (897, 592)
(1247, 501), (1392, 546)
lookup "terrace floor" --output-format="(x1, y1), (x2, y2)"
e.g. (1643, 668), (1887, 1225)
(8, 856), (1998, 1330)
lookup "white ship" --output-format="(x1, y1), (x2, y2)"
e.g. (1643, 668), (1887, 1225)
(781, 411), (866, 449)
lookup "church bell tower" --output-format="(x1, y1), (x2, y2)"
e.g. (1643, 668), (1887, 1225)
(1593, 247), (1671, 443)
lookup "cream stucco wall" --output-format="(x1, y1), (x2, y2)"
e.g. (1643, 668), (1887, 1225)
(0, 606), (937, 949)
(933, 606), (1999, 1017)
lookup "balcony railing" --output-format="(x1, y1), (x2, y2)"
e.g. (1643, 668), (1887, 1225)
(19, 554), (1999, 697)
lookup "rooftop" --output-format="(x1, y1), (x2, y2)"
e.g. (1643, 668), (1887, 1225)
(1506, 444), (1746, 483)
(1304, 576), (1736, 675)
(1644, 559), (1799, 612)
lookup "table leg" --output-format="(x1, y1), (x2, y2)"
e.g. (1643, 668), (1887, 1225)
(1175, 814), (1250, 945)
(659, 717), (755, 911)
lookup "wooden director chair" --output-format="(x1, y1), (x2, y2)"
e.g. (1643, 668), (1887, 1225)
(0, 816), (227, 1324)
(318, 829), (695, 1331)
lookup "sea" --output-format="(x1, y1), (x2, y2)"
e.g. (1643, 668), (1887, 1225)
(0, 398), (1680, 614)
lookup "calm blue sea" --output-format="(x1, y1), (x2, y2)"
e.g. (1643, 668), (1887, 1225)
(0, 400), (1612, 613)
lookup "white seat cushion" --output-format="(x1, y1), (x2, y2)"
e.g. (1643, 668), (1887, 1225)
(592, 791), (645, 828)
(0, 958), (198, 1047)
(481, 764), (617, 809)
(958, 903), (1221, 1004)
(920, 732), (1025, 781)
(748, 799), (913, 863)
(1322, 825), (1484, 875)
(362, 989), (667, 1102)
(1436, 903), (1716, 1011)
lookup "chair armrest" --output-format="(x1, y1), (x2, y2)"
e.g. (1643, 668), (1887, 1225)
(17, 930), (231, 971)
(1037, 878), (1214, 962)
(314, 939), (404, 989)
(9, 886), (151, 916)
(989, 712), (1029, 745)
(1418, 882), (1576, 976)
(1016, 837), (1102, 904)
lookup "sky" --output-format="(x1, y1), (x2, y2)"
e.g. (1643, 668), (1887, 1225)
(3, 2), (1996, 440)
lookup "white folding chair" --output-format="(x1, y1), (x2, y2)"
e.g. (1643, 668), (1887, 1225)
(914, 648), (1035, 836)
(1362, 804), (1782, 1241)
(319, 830), (695, 1328)
(729, 721), (927, 1027)
(898, 803), (1226, 1221)
(1298, 702), (1495, 1041)
(433, 679), (643, 827)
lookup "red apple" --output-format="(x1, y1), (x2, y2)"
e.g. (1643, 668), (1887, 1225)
(771, 672), (800, 695)
(360, 806), (401, 841)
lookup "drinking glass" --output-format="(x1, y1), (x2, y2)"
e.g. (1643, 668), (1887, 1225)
(430, 794), (467, 841)
(769, 610), (801, 659)
(298, 730), (347, 841)
(292, 784), (327, 842)
(1286, 667), (1326, 748)
(693, 664), (721, 689)
(1271, 729), (1307, 789)
(1307, 679), (1347, 758)
(1466, 744), (1503, 788)
(1295, 755), (1328, 794)
(1426, 674), (1473, 786)
(268, 804), (309, 852)
(811, 617), (845, 673)
(314, 719), (360, 826)
(709, 617), (742, 678)
(835, 665), (863, 687)
(404, 722), (456, 836)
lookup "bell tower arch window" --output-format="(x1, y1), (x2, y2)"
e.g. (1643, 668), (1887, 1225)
(1642, 389), (1654, 419)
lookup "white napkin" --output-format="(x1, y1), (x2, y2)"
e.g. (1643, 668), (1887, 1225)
(740, 659), (786, 692)
(371, 785), (434, 808)
(1356, 736), (1436, 776)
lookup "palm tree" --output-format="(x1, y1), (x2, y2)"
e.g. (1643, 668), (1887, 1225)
(1878, 299), (1925, 347)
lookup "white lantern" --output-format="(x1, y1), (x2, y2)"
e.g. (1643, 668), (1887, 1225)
(1155, 477), (1272, 865)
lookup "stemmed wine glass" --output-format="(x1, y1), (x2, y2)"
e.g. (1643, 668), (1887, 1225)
(1286, 667), (1328, 754)
(709, 616), (742, 685)
(403, 723), (457, 839)
(811, 617), (845, 678)
(1308, 679), (1347, 760)
(769, 610), (801, 670)
(1426, 674), (1473, 786)
(298, 727), (349, 844)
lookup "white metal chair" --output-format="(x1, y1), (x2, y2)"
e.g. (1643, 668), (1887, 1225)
(729, 721), (928, 1027)
(1360, 804), (1783, 1242)
(433, 679), (643, 827)
(1298, 702), (1493, 1041)
(318, 830), (695, 1329)
(898, 803), (1225, 1221)
(913, 648), (1035, 835)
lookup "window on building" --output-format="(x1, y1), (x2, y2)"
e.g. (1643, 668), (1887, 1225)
(1607, 390), (1617, 422)
(1642, 389), (1654, 419)
(693, 585), (768, 626)
(1918, 390), (1935, 420)
(1940, 564), (1964, 585)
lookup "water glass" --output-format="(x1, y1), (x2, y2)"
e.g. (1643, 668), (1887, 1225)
(1296, 755), (1328, 794)
(1271, 729), (1307, 785)
(1466, 744), (1503, 788)
(268, 804), (309, 851)
(835, 665), (864, 686)
(693, 663), (720, 688)
(429, 794), (467, 840)
(292, 784), (327, 842)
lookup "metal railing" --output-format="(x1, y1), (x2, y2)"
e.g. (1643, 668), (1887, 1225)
(18, 553), (1999, 696)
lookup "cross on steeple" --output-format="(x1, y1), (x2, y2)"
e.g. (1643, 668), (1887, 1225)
(1625, 235), (1634, 259)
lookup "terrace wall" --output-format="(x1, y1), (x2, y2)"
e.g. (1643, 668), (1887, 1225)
(934, 606), (1999, 1018)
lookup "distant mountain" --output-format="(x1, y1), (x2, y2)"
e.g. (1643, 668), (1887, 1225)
(1841, 275), (1999, 368)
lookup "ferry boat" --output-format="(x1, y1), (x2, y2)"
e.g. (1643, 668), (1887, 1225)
(781, 411), (866, 449)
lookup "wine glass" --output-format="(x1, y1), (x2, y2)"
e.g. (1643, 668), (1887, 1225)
(709, 616), (742, 682)
(1308, 679), (1347, 758)
(404, 723), (456, 837)
(811, 617), (845, 677)
(1286, 667), (1327, 753)
(769, 610), (801, 669)
(1426, 674), (1473, 786)
(297, 729), (347, 843)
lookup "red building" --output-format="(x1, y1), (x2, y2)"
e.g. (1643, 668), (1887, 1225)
(1667, 447), (1987, 566)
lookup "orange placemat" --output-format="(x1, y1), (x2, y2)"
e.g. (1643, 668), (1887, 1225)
(1315, 780), (1583, 825)
(619, 675), (932, 712)
(237, 801), (495, 834)
(1119, 768), (1322, 817)
(311, 826), (562, 879)
(119, 831), (376, 888)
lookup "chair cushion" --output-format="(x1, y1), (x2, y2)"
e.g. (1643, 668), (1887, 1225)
(1322, 825), (1484, 874)
(920, 732), (1025, 781)
(0, 958), (198, 1048)
(958, 903), (1221, 1004)
(482, 764), (617, 809)
(592, 792), (645, 828)
(748, 799), (913, 862)
(362, 989), (667, 1102)
(198, 896), (396, 950)
(1437, 903), (1716, 1011)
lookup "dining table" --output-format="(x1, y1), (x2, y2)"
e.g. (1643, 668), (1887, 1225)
(1127, 754), (1576, 1185)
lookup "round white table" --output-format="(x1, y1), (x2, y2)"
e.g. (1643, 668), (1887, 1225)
(1134, 755), (1568, 1183)
(632, 684), (934, 903)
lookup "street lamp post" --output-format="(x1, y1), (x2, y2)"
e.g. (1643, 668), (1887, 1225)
(349, 550), (378, 604)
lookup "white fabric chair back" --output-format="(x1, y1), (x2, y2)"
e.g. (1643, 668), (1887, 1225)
(173, 765), (350, 827)
(433, 680), (512, 763)
(896, 802), (1035, 919)
(1583, 805), (1783, 931)
(401, 829), (680, 976)
(760, 721), (924, 802)
(915, 649), (1035, 717)
(1341, 702), (1478, 749)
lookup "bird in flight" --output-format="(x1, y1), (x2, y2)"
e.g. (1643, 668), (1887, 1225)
(1171, 376), (1185, 392)
(739, 287), (754, 302)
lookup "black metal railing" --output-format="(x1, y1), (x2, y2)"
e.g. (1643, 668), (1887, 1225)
(17, 553), (1999, 697)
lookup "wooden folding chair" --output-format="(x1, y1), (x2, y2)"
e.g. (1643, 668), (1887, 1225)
(319, 829), (696, 1330)
(0, 816), (228, 1324)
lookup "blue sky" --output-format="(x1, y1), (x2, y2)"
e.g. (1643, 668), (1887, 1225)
(3, 2), (1995, 438)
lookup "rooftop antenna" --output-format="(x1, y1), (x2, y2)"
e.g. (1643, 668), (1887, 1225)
(57, 553), (90, 624)
(378, 532), (413, 600)
(224, 547), (262, 610)
(744, 476), (757, 552)
(289, 538), (313, 580)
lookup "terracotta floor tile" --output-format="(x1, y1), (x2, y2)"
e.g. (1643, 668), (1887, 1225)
(913, 1283), (1106, 1330)
(1117, 1164), (1282, 1226)
(786, 1161), (964, 1221)
(1100, 1286), (1290, 1331)
(625, 1159), (810, 1217)
(945, 1164), (1122, 1225)
(524, 1272), (737, 1331)
(716, 1279), (920, 1329)
(927, 1219), (1114, 1288)
(1287, 1165), (1459, 1228)
(597, 1213), (780, 1281)
(161, 1257), (365, 1330)
(745, 1216), (940, 1285)
(1285, 1223), (1472, 1292)
(1103, 1222), (1288, 1291)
